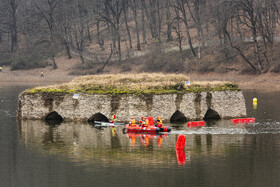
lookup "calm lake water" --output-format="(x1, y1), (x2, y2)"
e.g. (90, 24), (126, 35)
(1, 85), (280, 187)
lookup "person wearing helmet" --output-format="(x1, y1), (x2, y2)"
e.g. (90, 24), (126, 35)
(143, 118), (149, 127)
(156, 116), (163, 128)
(112, 113), (116, 123)
(130, 117), (136, 126)
(139, 116), (145, 127)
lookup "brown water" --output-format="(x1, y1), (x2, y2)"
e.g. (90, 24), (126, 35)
(1, 85), (280, 186)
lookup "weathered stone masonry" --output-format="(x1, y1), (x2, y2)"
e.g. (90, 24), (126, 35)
(17, 90), (247, 122)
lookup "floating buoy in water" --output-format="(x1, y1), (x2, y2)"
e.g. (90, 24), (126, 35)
(253, 98), (257, 103)
(253, 98), (257, 110)
(176, 135), (186, 150)
(232, 118), (255, 123)
(187, 121), (205, 127)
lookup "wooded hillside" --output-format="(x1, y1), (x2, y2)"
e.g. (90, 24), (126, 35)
(0, 0), (280, 74)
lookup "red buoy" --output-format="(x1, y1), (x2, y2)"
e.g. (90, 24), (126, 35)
(187, 121), (205, 127)
(176, 149), (186, 165)
(176, 135), (186, 150)
(232, 118), (255, 124)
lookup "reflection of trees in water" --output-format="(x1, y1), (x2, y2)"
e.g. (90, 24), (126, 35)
(206, 134), (212, 151)
(18, 119), (262, 167)
(194, 135), (202, 153)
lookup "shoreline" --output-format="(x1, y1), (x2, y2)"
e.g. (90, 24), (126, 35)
(1, 68), (280, 91)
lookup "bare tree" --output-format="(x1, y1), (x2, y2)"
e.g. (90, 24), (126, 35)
(131, 0), (141, 51)
(34, 0), (60, 69)
(96, 0), (125, 63)
(123, 1), (132, 49)
(71, 1), (89, 64)
(0, 0), (20, 51)
(140, 0), (146, 44)
(171, 6), (183, 57)
(174, 0), (196, 57)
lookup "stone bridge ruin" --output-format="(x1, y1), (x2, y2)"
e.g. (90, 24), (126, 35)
(18, 91), (247, 123)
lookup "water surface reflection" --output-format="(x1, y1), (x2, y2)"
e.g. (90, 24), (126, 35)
(3, 85), (280, 186)
(19, 119), (267, 168)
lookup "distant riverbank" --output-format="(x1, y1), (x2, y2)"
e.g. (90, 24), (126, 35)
(188, 72), (280, 91)
(1, 57), (280, 90)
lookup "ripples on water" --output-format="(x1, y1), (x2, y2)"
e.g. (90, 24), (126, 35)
(2, 86), (280, 186)
(171, 121), (280, 135)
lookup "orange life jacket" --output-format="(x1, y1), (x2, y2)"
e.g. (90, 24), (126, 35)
(143, 119), (149, 127)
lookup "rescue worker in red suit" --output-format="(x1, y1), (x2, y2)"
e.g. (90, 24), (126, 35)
(143, 118), (149, 127)
(139, 116), (145, 127)
(156, 117), (163, 128)
(130, 117), (136, 126)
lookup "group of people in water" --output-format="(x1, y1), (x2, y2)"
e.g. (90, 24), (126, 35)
(129, 116), (163, 128)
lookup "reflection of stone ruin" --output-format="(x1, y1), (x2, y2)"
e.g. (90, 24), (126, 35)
(19, 120), (248, 166)
(18, 91), (246, 123)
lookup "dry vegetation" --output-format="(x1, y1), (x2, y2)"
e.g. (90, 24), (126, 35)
(27, 73), (238, 94)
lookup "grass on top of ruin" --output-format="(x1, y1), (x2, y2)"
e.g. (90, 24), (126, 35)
(26, 73), (240, 94)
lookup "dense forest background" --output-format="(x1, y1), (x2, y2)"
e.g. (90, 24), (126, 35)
(0, 0), (280, 75)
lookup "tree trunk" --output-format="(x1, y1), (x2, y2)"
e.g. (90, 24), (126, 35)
(148, 0), (158, 39)
(86, 21), (92, 43)
(225, 29), (258, 73)
(252, 26), (263, 72)
(178, 0), (196, 57)
(141, 0), (146, 44)
(117, 21), (122, 63)
(132, 0), (141, 51)
(98, 44), (113, 73)
(156, 0), (162, 42)
(11, 30), (17, 51)
(184, 20), (196, 57)
(166, 1), (172, 42)
(51, 55), (57, 69)
(10, 0), (18, 51)
(142, 0), (155, 39)
(64, 42), (72, 59)
(96, 21), (105, 51)
(124, 4), (132, 49)
(79, 52), (85, 64)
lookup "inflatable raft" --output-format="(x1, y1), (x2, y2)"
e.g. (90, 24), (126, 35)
(123, 124), (171, 133)
(124, 124), (160, 133)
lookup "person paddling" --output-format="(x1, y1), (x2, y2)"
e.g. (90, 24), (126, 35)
(130, 117), (136, 126)
(155, 116), (163, 128)
(111, 113), (116, 123)
(143, 118), (149, 127)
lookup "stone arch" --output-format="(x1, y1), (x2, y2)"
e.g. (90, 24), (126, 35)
(45, 111), (63, 125)
(88, 112), (109, 123)
(170, 110), (187, 123)
(203, 109), (221, 120)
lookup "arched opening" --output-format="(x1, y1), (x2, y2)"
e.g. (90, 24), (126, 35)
(203, 109), (221, 120)
(170, 110), (187, 123)
(88, 112), (109, 124)
(45, 111), (63, 125)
